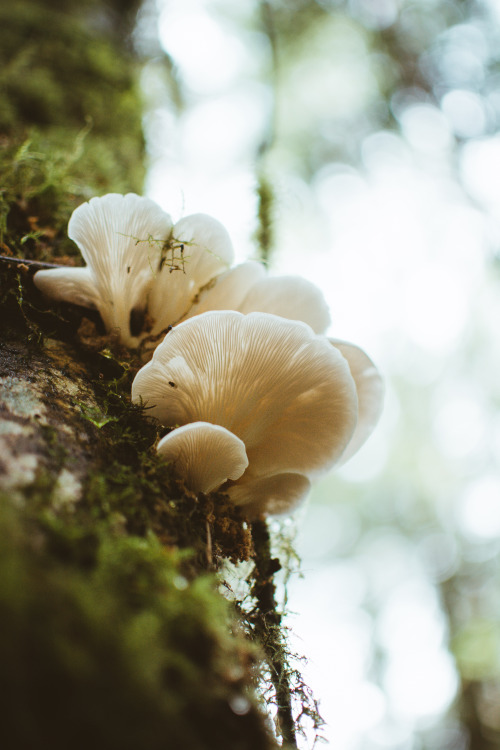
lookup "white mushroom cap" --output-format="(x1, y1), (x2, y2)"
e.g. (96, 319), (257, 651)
(238, 275), (331, 334)
(186, 261), (265, 318)
(147, 213), (234, 334)
(227, 472), (311, 519)
(330, 339), (384, 464)
(185, 261), (330, 333)
(34, 193), (173, 347)
(132, 310), (358, 479)
(156, 421), (248, 494)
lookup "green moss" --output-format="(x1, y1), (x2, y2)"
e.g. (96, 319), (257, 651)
(80, 366), (254, 567)
(0, 131), (140, 261)
(0, 2), (144, 139)
(0, 500), (277, 750)
(0, 0), (146, 257)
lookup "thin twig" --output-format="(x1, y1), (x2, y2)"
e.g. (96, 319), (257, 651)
(250, 519), (298, 749)
(0, 254), (62, 271)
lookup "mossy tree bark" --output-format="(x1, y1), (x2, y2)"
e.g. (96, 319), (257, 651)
(0, 2), (284, 748)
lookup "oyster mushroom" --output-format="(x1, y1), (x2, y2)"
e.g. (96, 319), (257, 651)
(156, 421), (248, 494)
(33, 194), (233, 347)
(34, 193), (173, 347)
(132, 311), (362, 515)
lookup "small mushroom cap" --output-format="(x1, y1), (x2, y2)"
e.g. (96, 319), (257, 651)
(156, 421), (248, 494)
(330, 339), (384, 464)
(228, 472), (311, 519)
(238, 275), (331, 334)
(132, 310), (358, 479)
(34, 193), (173, 346)
(148, 213), (234, 333)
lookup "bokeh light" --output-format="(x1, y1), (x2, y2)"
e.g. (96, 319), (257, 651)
(142, 0), (500, 746)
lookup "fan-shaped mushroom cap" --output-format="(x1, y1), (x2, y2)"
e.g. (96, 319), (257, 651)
(156, 421), (248, 494)
(34, 193), (173, 347)
(330, 339), (384, 463)
(238, 275), (331, 334)
(132, 310), (358, 479)
(147, 214), (234, 333)
(228, 472), (311, 519)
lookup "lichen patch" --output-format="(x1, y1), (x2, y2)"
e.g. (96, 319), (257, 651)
(0, 438), (39, 491)
(0, 375), (48, 423)
(52, 468), (82, 511)
(0, 419), (31, 437)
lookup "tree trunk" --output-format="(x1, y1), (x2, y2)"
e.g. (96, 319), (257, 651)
(0, 2), (282, 748)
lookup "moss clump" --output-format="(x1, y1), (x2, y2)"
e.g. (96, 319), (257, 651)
(0, 2), (145, 194)
(0, 134), (94, 259)
(49, 343), (256, 567)
(0, 0), (146, 264)
(0, 500), (277, 750)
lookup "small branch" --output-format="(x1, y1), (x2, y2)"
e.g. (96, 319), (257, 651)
(0, 254), (62, 272)
(250, 519), (298, 749)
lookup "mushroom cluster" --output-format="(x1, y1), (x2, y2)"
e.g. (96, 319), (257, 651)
(34, 193), (330, 352)
(132, 311), (383, 518)
(34, 192), (383, 517)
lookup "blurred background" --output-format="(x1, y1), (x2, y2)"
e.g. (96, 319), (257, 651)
(136, 1), (500, 747)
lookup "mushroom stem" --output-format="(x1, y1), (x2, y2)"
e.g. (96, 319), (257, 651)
(250, 519), (298, 749)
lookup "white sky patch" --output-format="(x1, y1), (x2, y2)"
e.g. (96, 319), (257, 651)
(399, 103), (454, 154)
(376, 580), (447, 654)
(433, 385), (489, 464)
(457, 475), (500, 540)
(180, 87), (270, 170)
(288, 604), (377, 749)
(383, 648), (458, 719)
(461, 135), (500, 212)
(158, 4), (248, 95)
(441, 89), (487, 139)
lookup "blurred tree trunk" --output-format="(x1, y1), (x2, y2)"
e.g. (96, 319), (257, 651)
(0, 3), (281, 748)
